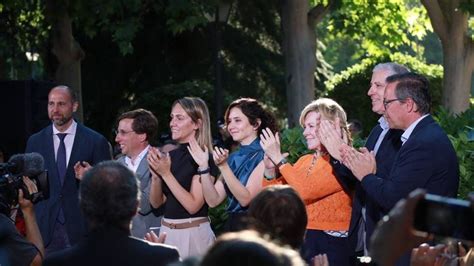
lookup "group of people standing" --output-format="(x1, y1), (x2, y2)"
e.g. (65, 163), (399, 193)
(14, 61), (460, 266)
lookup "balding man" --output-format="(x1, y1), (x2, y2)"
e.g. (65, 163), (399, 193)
(26, 86), (111, 253)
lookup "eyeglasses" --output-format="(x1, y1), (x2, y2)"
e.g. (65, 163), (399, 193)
(383, 98), (405, 109)
(114, 129), (134, 136)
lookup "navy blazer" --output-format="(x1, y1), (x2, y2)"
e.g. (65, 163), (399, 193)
(362, 115), (459, 212)
(25, 123), (111, 246)
(43, 227), (179, 266)
(345, 123), (403, 252)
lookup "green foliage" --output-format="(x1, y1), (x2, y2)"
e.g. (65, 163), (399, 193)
(327, 0), (430, 57)
(324, 52), (443, 138)
(279, 127), (311, 163)
(133, 80), (214, 136)
(433, 107), (474, 199)
(208, 201), (228, 236)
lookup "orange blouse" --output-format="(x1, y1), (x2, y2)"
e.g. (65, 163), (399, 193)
(263, 154), (352, 231)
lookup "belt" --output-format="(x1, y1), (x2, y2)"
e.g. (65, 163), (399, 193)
(161, 217), (209, 230)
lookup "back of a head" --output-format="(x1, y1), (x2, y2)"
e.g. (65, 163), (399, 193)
(80, 161), (139, 229)
(247, 185), (307, 249)
(200, 230), (305, 266)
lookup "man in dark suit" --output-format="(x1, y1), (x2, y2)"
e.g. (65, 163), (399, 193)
(43, 161), (180, 266)
(25, 85), (111, 253)
(322, 63), (409, 258)
(341, 72), (459, 264)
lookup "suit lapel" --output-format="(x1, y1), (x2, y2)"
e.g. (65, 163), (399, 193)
(44, 125), (60, 187)
(365, 124), (383, 151)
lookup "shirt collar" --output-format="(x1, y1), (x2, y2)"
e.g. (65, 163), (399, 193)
(378, 116), (389, 130)
(52, 120), (77, 136)
(401, 114), (429, 145)
(125, 145), (150, 166)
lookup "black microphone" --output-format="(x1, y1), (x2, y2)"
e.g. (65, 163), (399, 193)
(8, 153), (45, 177)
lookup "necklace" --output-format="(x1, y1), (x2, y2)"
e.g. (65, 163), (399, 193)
(306, 155), (317, 178)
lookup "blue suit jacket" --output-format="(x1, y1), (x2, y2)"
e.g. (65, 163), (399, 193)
(361, 115), (459, 211)
(345, 123), (403, 252)
(25, 123), (111, 246)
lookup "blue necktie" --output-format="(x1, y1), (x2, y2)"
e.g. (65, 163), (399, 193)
(56, 133), (67, 224)
(56, 133), (67, 185)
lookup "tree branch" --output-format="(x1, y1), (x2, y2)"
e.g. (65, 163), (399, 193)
(421, 0), (449, 43)
(308, 0), (333, 27)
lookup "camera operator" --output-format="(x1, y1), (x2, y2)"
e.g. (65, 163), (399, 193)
(0, 176), (44, 266)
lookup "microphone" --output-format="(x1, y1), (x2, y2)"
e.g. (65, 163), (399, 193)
(8, 153), (45, 177)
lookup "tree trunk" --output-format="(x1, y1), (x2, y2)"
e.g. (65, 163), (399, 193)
(281, 0), (331, 127)
(421, 0), (473, 114)
(441, 35), (474, 113)
(281, 0), (316, 127)
(46, 0), (85, 122)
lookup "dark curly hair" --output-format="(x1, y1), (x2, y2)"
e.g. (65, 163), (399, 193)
(224, 98), (279, 136)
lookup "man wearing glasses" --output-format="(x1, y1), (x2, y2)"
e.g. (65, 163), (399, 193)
(26, 85), (111, 253)
(75, 108), (162, 239)
(341, 72), (459, 265)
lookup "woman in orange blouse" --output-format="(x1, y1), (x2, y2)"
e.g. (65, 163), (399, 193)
(260, 98), (353, 265)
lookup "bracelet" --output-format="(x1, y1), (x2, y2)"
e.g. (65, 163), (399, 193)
(197, 167), (210, 175)
(264, 172), (275, 181)
(275, 158), (288, 168)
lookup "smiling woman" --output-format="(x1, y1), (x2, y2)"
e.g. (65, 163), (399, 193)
(197, 98), (278, 232)
(147, 97), (218, 259)
(260, 98), (354, 265)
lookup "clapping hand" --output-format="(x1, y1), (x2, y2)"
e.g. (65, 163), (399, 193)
(319, 118), (348, 161)
(147, 147), (171, 177)
(187, 138), (209, 169)
(260, 128), (284, 165)
(212, 147), (229, 167)
(340, 145), (376, 181)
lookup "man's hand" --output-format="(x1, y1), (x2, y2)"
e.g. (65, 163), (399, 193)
(341, 146), (376, 180)
(74, 161), (92, 180)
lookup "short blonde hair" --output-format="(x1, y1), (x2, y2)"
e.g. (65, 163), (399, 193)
(172, 97), (213, 150)
(299, 98), (352, 145)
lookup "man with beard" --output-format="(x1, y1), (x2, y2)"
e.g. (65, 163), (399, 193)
(26, 85), (111, 254)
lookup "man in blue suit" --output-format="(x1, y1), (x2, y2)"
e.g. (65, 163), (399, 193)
(25, 85), (111, 253)
(341, 72), (459, 264)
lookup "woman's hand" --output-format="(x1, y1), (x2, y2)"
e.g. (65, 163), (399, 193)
(187, 137), (209, 169)
(319, 118), (348, 161)
(212, 147), (229, 167)
(259, 128), (284, 165)
(147, 147), (172, 177)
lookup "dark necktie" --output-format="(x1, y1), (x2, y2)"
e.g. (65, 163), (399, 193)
(56, 133), (67, 224)
(56, 133), (67, 185)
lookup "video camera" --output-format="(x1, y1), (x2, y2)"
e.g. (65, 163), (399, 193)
(0, 152), (49, 214)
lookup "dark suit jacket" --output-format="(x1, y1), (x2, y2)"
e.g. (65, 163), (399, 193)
(25, 123), (111, 246)
(117, 154), (163, 238)
(361, 115), (459, 211)
(347, 123), (403, 251)
(43, 227), (180, 266)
